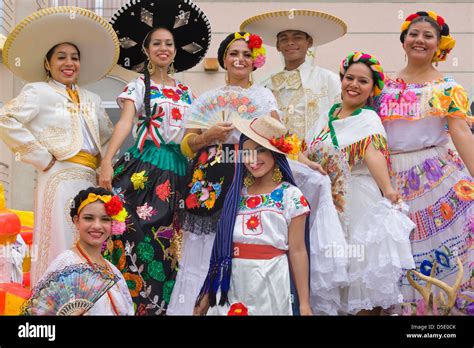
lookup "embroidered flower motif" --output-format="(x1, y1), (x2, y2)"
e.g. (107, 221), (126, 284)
(137, 236), (155, 263)
(440, 202), (454, 221)
(163, 280), (176, 304)
(300, 195), (309, 207)
(454, 179), (474, 201)
(136, 202), (157, 221)
(246, 215), (260, 231)
(162, 88), (180, 102)
(178, 83), (188, 91)
(112, 187), (126, 203)
(155, 179), (172, 202)
(435, 250), (451, 268)
(407, 168), (421, 191)
(420, 260), (433, 276)
(114, 164), (125, 177)
(423, 159), (444, 183)
(111, 240), (126, 271)
(171, 107), (182, 121)
(228, 302), (249, 316)
(148, 260), (166, 282)
(451, 85), (469, 113)
(190, 181), (202, 194)
(192, 169), (204, 182)
(185, 194), (199, 209)
(131, 170), (148, 190)
(270, 188), (284, 202)
(199, 187), (210, 201)
(204, 192), (217, 210)
(123, 272), (143, 297)
(246, 196), (262, 209)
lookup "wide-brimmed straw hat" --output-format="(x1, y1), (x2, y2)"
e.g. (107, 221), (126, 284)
(110, 0), (211, 73)
(240, 9), (347, 47)
(232, 114), (294, 155)
(2, 6), (119, 85)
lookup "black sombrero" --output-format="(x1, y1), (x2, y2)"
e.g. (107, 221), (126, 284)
(110, 0), (211, 73)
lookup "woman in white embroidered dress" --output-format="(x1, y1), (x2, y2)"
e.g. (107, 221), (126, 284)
(305, 52), (416, 315)
(39, 187), (134, 315)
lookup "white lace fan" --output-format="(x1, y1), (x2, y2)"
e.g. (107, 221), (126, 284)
(185, 86), (267, 129)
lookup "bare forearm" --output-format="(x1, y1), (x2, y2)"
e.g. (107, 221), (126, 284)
(365, 145), (394, 195)
(102, 119), (133, 164)
(289, 249), (311, 307)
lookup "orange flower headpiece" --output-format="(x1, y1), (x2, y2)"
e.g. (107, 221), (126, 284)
(400, 11), (455, 63)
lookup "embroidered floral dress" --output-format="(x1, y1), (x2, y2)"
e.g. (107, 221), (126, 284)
(167, 84), (280, 315)
(207, 182), (310, 315)
(107, 76), (194, 315)
(305, 104), (416, 314)
(375, 77), (473, 315)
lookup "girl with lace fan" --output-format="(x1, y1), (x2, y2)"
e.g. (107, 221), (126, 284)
(23, 187), (133, 315)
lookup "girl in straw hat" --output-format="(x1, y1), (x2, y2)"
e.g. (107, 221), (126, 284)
(98, 0), (211, 315)
(375, 11), (473, 315)
(195, 115), (312, 315)
(305, 52), (416, 315)
(167, 31), (282, 315)
(0, 6), (119, 286)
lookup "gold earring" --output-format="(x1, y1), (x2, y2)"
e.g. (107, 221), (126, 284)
(147, 60), (155, 75)
(244, 172), (255, 187)
(306, 50), (315, 58)
(248, 72), (253, 87)
(272, 167), (283, 183)
(225, 70), (230, 85)
(169, 61), (175, 76)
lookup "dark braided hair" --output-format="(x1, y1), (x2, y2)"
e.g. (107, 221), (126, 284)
(197, 134), (302, 307)
(69, 186), (113, 220)
(142, 27), (177, 120)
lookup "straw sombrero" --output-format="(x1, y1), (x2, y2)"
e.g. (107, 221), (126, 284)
(232, 114), (289, 155)
(110, 0), (212, 73)
(2, 6), (119, 85)
(240, 9), (347, 47)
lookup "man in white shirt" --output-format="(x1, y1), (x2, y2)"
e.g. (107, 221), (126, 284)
(241, 10), (347, 140)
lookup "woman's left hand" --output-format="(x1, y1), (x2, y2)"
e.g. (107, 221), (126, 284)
(299, 304), (313, 316)
(384, 190), (402, 204)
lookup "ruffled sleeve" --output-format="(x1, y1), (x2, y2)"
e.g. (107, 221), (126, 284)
(429, 83), (473, 124)
(116, 77), (145, 114)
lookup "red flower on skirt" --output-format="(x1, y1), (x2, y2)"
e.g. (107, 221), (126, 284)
(246, 215), (260, 231)
(186, 194), (200, 209)
(228, 302), (248, 316)
(171, 107), (182, 121)
(156, 179), (172, 201)
(246, 196), (261, 209)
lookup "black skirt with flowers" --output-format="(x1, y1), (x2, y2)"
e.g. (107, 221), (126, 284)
(105, 140), (187, 315)
(181, 144), (237, 235)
